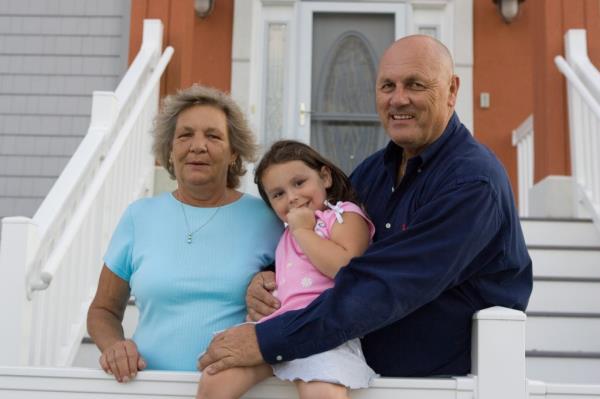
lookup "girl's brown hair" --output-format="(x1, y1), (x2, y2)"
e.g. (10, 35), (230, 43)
(254, 140), (359, 207)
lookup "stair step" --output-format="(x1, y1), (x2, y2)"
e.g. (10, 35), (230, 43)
(530, 247), (600, 280)
(528, 280), (600, 313)
(527, 350), (600, 359)
(526, 314), (600, 353)
(72, 341), (100, 368)
(526, 356), (600, 384)
(521, 218), (600, 247)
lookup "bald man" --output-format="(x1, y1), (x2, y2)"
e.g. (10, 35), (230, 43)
(199, 35), (532, 377)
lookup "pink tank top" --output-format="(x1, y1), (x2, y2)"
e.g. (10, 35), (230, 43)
(260, 201), (375, 323)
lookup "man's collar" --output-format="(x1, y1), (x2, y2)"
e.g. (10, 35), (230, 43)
(418, 112), (460, 167)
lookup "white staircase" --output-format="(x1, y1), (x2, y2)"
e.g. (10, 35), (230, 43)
(522, 218), (600, 384)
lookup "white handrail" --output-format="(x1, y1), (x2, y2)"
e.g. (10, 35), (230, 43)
(555, 30), (600, 233)
(564, 30), (600, 104)
(38, 47), (174, 286)
(0, 19), (173, 367)
(555, 57), (600, 125)
(512, 115), (534, 217)
(0, 307), (536, 398)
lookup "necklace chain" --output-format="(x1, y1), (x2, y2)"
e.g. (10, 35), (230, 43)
(178, 199), (221, 244)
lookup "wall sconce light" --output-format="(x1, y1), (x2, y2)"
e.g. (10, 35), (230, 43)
(492, 0), (525, 24)
(195, 0), (215, 18)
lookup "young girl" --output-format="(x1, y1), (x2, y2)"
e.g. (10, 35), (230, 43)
(196, 140), (376, 399)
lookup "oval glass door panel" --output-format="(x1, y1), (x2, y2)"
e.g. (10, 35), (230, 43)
(311, 13), (394, 174)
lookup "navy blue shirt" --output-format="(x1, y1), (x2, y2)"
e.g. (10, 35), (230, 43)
(256, 113), (532, 376)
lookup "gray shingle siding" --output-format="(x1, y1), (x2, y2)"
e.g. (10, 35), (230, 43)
(0, 0), (130, 225)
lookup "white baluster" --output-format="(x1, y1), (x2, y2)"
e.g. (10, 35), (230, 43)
(0, 218), (39, 366)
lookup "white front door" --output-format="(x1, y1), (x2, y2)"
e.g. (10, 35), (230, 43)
(231, 0), (472, 190)
(296, 2), (406, 173)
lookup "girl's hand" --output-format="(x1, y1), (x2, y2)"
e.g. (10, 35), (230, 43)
(99, 339), (146, 383)
(287, 207), (316, 232)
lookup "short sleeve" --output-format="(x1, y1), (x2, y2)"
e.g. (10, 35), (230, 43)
(103, 205), (135, 281)
(315, 201), (375, 241)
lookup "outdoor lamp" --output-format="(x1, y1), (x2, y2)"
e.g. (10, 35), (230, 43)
(195, 0), (215, 18)
(493, 0), (525, 24)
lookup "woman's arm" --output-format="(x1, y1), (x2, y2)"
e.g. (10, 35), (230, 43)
(288, 208), (370, 278)
(87, 265), (145, 382)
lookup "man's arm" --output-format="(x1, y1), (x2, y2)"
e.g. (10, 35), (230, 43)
(200, 179), (504, 372)
(255, 179), (502, 364)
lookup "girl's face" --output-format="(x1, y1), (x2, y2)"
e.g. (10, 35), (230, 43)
(261, 160), (332, 223)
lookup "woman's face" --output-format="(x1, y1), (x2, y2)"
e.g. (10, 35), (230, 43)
(170, 105), (236, 190)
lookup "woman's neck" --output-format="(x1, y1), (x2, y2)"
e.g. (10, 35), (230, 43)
(174, 184), (240, 207)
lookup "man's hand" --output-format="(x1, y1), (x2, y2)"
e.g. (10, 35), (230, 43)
(198, 323), (265, 375)
(246, 271), (280, 321)
(99, 339), (146, 383)
(287, 207), (316, 232)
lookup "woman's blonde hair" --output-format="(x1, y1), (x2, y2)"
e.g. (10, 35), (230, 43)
(152, 85), (257, 188)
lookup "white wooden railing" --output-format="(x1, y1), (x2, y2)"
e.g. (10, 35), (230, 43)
(0, 20), (173, 367)
(512, 115), (534, 217)
(555, 29), (600, 232)
(0, 307), (531, 399)
(2, 306), (598, 398)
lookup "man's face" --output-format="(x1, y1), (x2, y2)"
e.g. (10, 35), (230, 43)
(375, 38), (459, 158)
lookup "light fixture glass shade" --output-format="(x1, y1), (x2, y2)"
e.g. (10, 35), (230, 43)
(493, 0), (526, 24)
(195, 0), (215, 18)
(499, 0), (519, 23)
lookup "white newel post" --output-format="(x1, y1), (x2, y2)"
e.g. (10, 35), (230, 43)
(471, 306), (527, 399)
(0, 217), (40, 366)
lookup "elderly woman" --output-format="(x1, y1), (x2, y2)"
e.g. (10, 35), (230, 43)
(87, 85), (282, 382)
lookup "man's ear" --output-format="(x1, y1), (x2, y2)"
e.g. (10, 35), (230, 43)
(320, 166), (333, 189)
(448, 75), (460, 108)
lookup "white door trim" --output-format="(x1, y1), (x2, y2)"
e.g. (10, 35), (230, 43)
(296, 2), (407, 143)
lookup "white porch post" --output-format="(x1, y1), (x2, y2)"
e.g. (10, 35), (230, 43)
(471, 306), (527, 399)
(0, 217), (40, 366)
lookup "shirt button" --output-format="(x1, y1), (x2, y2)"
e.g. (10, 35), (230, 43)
(385, 223), (391, 229)
(276, 355), (283, 361)
(417, 168), (422, 173)
(391, 186), (395, 192)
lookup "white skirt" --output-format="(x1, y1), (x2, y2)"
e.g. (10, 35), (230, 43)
(271, 338), (376, 389)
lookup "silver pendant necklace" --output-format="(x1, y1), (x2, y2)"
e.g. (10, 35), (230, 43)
(178, 198), (221, 244)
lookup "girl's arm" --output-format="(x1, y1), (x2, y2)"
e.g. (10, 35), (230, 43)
(287, 207), (370, 278)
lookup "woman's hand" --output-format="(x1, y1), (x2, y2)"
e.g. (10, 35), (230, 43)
(99, 338), (146, 382)
(245, 271), (280, 321)
(88, 266), (143, 383)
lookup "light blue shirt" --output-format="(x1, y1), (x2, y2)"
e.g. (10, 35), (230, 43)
(104, 192), (282, 371)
